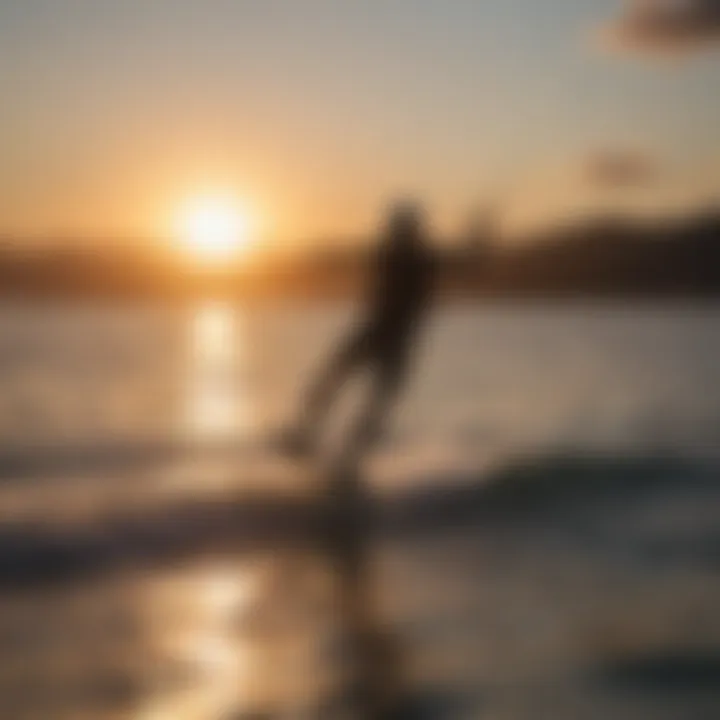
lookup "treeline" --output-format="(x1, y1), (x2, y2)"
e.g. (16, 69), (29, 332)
(0, 207), (718, 300)
(444, 207), (720, 298)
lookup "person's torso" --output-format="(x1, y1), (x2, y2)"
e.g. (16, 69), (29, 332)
(369, 243), (434, 333)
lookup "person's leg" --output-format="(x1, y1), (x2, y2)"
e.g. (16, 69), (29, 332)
(347, 346), (407, 457)
(297, 326), (371, 447)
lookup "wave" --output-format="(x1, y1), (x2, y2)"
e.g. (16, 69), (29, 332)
(0, 451), (717, 590)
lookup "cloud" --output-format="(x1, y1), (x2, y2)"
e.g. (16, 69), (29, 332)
(601, 0), (720, 55)
(584, 151), (660, 188)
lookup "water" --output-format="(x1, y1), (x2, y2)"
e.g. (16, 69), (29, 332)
(1, 301), (718, 454)
(0, 302), (719, 719)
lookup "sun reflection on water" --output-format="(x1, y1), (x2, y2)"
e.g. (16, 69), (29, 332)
(137, 305), (267, 718)
(138, 565), (262, 720)
(184, 303), (250, 441)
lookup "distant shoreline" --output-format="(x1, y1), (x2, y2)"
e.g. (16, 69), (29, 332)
(1, 206), (717, 301)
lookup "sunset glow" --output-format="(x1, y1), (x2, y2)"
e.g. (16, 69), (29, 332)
(177, 197), (254, 262)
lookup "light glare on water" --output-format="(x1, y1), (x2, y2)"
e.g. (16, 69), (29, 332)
(185, 303), (251, 441)
(138, 565), (261, 720)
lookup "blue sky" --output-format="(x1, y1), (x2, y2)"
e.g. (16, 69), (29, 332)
(0, 0), (718, 241)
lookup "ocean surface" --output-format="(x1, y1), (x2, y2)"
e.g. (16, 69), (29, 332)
(0, 301), (719, 719)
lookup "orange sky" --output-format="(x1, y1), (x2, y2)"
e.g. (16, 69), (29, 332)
(0, 1), (718, 247)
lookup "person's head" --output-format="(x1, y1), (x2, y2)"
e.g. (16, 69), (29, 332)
(385, 200), (426, 248)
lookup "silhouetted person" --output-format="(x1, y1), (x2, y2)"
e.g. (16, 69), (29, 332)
(288, 201), (435, 458)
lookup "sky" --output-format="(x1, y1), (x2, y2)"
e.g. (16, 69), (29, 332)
(0, 0), (718, 245)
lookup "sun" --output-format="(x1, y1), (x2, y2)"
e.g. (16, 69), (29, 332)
(177, 196), (254, 262)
